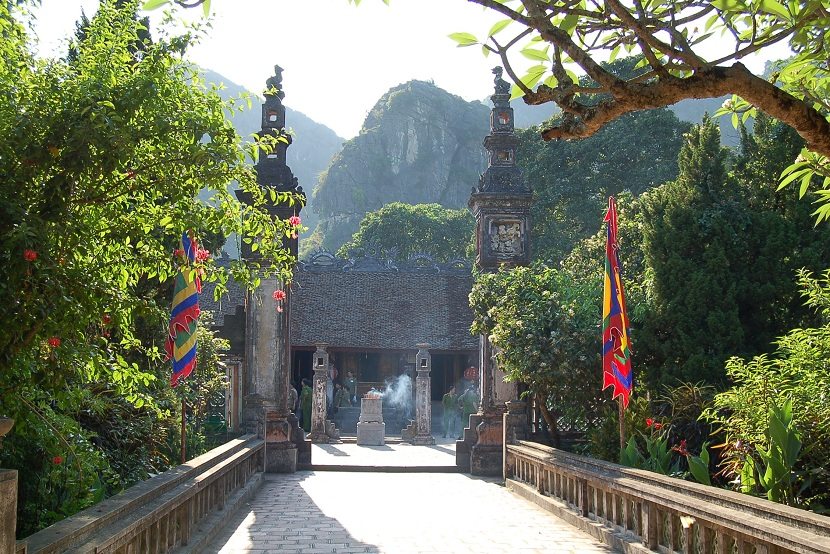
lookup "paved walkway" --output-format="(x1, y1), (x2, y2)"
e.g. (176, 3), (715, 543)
(206, 471), (616, 553)
(309, 436), (457, 468)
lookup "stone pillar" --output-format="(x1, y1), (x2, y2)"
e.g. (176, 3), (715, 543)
(308, 343), (331, 443)
(462, 66), (534, 477)
(236, 65), (306, 473)
(0, 419), (18, 554)
(412, 343), (435, 445)
(243, 279), (297, 473)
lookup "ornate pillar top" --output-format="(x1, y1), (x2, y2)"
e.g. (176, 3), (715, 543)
(472, 66), (530, 196)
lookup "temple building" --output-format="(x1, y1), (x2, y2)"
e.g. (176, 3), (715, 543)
(288, 251), (477, 400)
(204, 248), (477, 433)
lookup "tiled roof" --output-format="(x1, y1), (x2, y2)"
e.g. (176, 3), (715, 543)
(202, 253), (478, 352)
(289, 270), (476, 351)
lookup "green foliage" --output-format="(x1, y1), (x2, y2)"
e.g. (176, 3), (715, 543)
(0, 1), (296, 403)
(687, 444), (713, 486)
(619, 431), (678, 476)
(470, 263), (605, 430)
(0, 2), (290, 535)
(516, 86), (688, 263)
(751, 401), (803, 504)
(704, 270), (830, 508)
(338, 202), (473, 262)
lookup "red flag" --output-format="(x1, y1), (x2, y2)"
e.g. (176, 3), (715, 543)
(601, 197), (633, 407)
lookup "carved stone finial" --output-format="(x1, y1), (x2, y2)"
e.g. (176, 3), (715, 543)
(265, 65), (285, 97)
(492, 66), (510, 95)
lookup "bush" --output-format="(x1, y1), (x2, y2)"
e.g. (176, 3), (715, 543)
(703, 269), (830, 509)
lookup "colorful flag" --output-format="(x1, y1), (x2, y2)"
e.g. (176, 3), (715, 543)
(166, 231), (201, 387)
(602, 197), (633, 408)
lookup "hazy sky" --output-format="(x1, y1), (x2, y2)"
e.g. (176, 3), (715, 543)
(31, 0), (516, 138)
(31, 0), (785, 139)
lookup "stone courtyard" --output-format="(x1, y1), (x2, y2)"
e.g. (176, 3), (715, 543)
(205, 470), (616, 554)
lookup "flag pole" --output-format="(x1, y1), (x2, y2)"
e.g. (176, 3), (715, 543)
(618, 397), (625, 450)
(181, 396), (186, 464)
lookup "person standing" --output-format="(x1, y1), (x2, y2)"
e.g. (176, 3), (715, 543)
(459, 387), (478, 438)
(288, 381), (299, 416)
(326, 363), (338, 417)
(299, 378), (312, 433)
(334, 383), (350, 410)
(442, 386), (458, 438)
(344, 371), (358, 406)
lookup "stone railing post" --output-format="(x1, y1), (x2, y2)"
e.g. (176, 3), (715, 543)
(0, 418), (18, 554)
(502, 400), (527, 479)
(412, 343), (435, 445)
(309, 343), (330, 443)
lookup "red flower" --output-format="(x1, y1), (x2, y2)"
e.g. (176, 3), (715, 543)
(653, 422), (663, 430)
(52, 456), (63, 465)
(195, 248), (210, 262)
(273, 289), (286, 301)
(288, 215), (301, 227)
(672, 439), (689, 457)
(126, 170), (136, 179)
(172, 248), (184, 258)
(47, 337), (61, 348)
(645, 418), (654, 428)
(23, 249), (38, 262)
(102, 313), (112, 325)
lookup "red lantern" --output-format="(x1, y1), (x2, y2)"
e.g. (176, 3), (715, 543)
(464, 366), (478, 381)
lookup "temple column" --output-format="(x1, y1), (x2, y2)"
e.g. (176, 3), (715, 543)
(412, 343), (435, 445)
(237, 64), (305, 472)
(308, 343), (331, 443)
(458, 66), (533, 477)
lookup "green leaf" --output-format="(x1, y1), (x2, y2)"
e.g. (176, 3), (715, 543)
(520, 47), (550, 61)
(202, 0), (211, 17)
(759, 0), (789, 18)
(777, 166), (810, 190)
(560, 13), (579, 33)
(711, 0), (743, 10)
(141, 0), (169, 10)
(448, 32), (478, 47)
(488, 19), (511, 37)
(799, 172), (813, 198)
(688, 455), (712, 486)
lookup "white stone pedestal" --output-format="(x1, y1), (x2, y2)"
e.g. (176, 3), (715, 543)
(357, 396), (385, 446)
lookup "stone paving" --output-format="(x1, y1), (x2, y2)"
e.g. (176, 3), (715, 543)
(309, 436), (457, 468)
(205, 471), (617, 553)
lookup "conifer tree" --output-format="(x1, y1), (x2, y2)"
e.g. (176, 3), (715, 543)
(639, 117), (747, 386)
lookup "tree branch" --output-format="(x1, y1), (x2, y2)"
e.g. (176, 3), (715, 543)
(537, 63), (830, 159)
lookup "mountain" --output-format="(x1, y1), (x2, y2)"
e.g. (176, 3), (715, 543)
(305, 80), (489, 254)
(200, 68), (344, 233)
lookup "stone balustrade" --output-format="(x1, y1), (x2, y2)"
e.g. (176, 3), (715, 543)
(505, 440), (830, 554)
(19, 435), (263, 554)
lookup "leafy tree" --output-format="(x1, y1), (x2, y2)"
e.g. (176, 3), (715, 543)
(0, 0), (297, 403)
(638, 117), (748, 386)
(639, 115), (830, 388)
(703, 269), (830, 509)
(337, 202), (474, 262)
(470, 263), (605, 440)
(0, 1), (297, 534)
(517, 104), (688, 262)
(450, 0), (830, 216)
